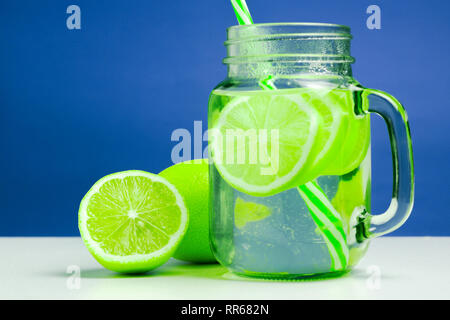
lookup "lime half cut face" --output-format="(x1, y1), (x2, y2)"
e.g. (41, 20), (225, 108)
(78, 171), (188, 273)
(210, 90), (320, 196)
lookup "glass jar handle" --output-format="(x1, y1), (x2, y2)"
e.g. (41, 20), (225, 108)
(356, 88), (414, 241)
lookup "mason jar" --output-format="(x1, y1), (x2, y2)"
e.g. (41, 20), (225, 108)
(208, 23), (414, 279)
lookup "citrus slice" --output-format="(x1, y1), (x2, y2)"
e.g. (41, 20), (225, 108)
(332, 156), (371, 224)
(323, 109), (370, 175)
(210, 90), (320, 196)
(78, 170), (188, 273)
(234, 197), (272, 229)
(342, 115), (371, 173)
(296, 89), (352, 182)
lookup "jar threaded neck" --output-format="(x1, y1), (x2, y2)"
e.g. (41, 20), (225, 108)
(224, 23), (354, 78)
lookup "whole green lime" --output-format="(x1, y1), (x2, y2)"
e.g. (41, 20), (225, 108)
(159, 159), (216, 263)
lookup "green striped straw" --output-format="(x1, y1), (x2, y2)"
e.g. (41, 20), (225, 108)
(230, 0), (349, 271)
(231, 0), (253, 24)
(298, 182), (349, 270)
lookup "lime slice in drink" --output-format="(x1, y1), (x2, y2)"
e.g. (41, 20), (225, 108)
(332, 155), (371, 223)
(78, 171), (188, 273)
(210, 90), (320, 196)
(234, 197), (272, 229)
(297, 89), (352, 181)
(342, 115), (370, 174)
(323, 110), (370, 176)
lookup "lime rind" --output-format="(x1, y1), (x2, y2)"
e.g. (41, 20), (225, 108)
(159, 159), (217, 263)
(79, 170), (188, 273)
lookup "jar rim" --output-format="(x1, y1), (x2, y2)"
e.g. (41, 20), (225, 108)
(226, 22), (352, 45)
(227, 22), (351, 32)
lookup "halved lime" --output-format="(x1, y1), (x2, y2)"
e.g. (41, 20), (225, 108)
(210, 90), (320, 196)
(78, 171), (188, 273)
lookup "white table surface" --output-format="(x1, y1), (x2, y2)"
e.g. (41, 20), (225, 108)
(0, 237), (449, 300)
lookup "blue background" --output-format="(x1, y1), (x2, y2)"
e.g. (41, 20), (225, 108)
(0, 0), (449, 236)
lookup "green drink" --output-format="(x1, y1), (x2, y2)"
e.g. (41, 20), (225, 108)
(209, 85), (371, 276)
(208, 22), (414, 278)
